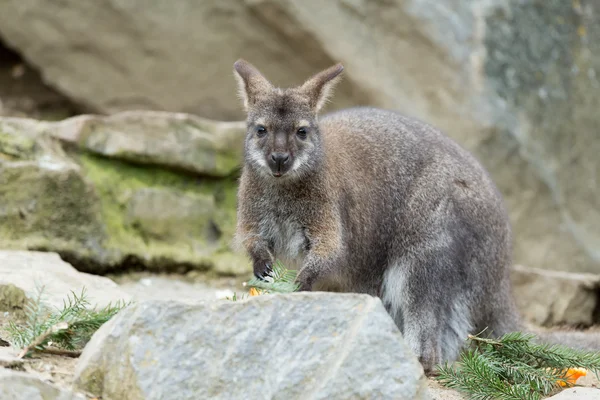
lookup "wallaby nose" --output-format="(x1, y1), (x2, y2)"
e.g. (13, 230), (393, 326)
(270, 152), (290, 166)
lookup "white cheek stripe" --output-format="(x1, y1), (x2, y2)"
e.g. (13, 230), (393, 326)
(292, 152), (310, 172)
(249, 150), (268, 169)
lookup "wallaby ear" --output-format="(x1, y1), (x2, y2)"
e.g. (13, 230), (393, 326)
(233, 59), (273, 111)
(300, 63), (344, 113)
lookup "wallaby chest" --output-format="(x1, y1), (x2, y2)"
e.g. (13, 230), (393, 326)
(256, 193), (309, 269)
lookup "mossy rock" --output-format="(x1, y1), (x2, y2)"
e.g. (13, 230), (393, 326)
(0, 284), (27, 319)
(0, 115), (250, 276)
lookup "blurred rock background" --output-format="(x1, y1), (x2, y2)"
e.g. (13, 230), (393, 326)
(0, 0), (598, 282)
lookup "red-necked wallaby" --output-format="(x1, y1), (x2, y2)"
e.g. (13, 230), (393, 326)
(232, 59), (598, 373)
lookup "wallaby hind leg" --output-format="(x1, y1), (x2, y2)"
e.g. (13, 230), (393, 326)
(381, 254), (474, 374)
(480, 294), (521, 339)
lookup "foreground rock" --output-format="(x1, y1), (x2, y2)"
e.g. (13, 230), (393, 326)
(0, 1), (598, 273)
(511, 264), (600, 327)
(73, 292), (430, 400)
(0, 250), (130, 315)
(0, 113), (248, 274)
(0, 368), (85, 400)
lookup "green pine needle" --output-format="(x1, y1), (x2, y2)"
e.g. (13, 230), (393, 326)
(3, 285), (130, 356)
(435, 331), (600, 400)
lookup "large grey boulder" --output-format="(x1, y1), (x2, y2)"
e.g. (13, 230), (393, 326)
(0, 0), (598, 274)
(0, 113), (248, 274)
(73, 292), (430, 400)
(0, 368), (85, 400)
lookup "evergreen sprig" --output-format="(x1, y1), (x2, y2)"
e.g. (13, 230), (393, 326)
(4, 285), (129, 357)
(226, 260), (300, 301)
(246, 260), (300, 294)
(435, 331), (600, 400)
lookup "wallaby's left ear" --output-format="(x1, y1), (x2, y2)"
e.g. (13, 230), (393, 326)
(233, 59), (273, 111)
(300, 63), (344, 113)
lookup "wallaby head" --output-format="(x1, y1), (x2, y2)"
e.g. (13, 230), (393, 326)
(233, 59), (344, 180)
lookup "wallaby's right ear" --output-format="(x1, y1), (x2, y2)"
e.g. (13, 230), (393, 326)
(233, 59), (273, 111)
(300, 63), (344, 113)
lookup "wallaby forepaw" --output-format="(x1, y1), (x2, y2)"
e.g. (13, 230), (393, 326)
(253, 260), (273, 280)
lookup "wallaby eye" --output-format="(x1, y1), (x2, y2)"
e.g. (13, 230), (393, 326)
(256, 125), (267, 138)
(296, 127), (308, 139)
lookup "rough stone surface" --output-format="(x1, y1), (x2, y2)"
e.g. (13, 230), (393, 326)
(545, 388), (600, 399)
(1, 0), (598, 274)
(511, 264), (600, 327)
(0, 368), (85, 400)
(0, 114), (249, 274)
(73, 292), (430, 400)
(0, 250), (130, 312)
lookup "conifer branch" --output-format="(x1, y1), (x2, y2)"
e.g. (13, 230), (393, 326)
(246, 260), (300, 294)
(4, 286), (129, 358)
(435, 331), (600, 399)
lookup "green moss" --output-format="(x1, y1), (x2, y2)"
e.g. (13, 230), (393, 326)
(0, 131), (36, 160)
(215, 152), (242, 178)
(0, 284), (27, 317)
(78, 152), (248, 273)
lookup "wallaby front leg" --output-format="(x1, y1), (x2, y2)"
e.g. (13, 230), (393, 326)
(249, 240), (274, 280)
(237, 226), (273, 279)
(295, 223), (343, 291)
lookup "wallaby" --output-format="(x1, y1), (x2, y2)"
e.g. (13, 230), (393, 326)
(232, 59), (599, 373)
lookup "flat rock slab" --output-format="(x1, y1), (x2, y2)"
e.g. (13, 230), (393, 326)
(427, 380), (600, 400)
(0, 250), (130, 312)
(511, 264), (600, 326)
(73, 292), (430, 400)
(0, 368), (85, 400)
(545, 388), (600, 399)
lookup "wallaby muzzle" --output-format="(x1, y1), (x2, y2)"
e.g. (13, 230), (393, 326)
(269, 151), (292, 177)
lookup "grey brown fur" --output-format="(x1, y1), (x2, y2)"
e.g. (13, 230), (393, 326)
(233, 60), (524, 373)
